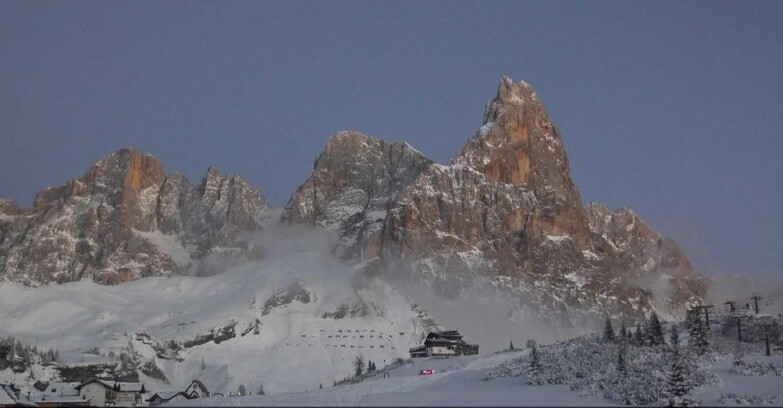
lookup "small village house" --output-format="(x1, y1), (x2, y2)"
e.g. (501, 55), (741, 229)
(32, 382), (89, 407)
(74, 379), (145, 407)
(184, 379), (211, 398)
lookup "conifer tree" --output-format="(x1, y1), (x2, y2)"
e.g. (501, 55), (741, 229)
(617, 343), (628, 376)
(647, 312), (664, 346)
(529, 343), (541, 383)
(668, 350), (695, 407)
(633, 323), (644, 346)
(354, 355), (365, 377)
(619, 322), (628, 339)
(603, 316), (616, 343)
(670, 324), (680, 350)
(689, 315), (710, 355)
(509, 340), (514, 350)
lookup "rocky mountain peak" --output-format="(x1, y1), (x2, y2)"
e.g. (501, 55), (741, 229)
(454, 76), (572, 190)
(453, 77), (590, 247)
(285, 77), (706, 319)
(0, 199), (22, 217)
(88, 147), (166, 192)
(0, 148), (271, 286)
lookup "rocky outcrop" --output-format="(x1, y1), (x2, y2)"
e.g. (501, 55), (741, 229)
(284, 77), (707, 318)
(0, 148), (272, 285)
(283, 132), (433, 259)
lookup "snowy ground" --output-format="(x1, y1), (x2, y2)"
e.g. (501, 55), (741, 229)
(698, 355), (783, 406)
(163, 350), (783, 407)
(167, 351), (616, 407)
(0, 251), (432, 395)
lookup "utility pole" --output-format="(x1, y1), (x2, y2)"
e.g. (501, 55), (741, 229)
(692, 305), (715, 330)
(751, 294), (762, 315)
(755, 321), (777, 356)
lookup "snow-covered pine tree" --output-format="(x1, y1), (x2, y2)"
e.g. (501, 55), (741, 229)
(620, 322), (628, 339)
(633, 323), (644, 346)
(668, 350), (696, 407)
(648, 312), (664, 346)
(617, 343), (628, 376)
(603, 316), (616, 343)
(689, 315), (710, 355)
(529, 343), (541, 383)
(354, 355), (365, 377)
(670, 324), (680, 350)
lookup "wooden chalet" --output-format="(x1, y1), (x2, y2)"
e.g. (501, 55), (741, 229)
(409, 330), (479, 358)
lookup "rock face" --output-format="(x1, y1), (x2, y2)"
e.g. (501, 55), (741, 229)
(0, 148), (272, 285)
(284, 77), (707, 318)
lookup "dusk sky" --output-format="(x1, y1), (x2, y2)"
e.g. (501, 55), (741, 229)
(1, 1), (781, 277)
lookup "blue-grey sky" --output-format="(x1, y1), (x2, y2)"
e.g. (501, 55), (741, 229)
(1, 1), (781, 276)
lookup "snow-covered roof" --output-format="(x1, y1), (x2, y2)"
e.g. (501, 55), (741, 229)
(0, 385), (16, 406)
(0, 384), (37, 407)
(146, 391), (187, 402)
(75, 379), (145, 393)
(43, 381), (81, 397)
(191, 364), (229, 395)
(33, 395), (86, 404)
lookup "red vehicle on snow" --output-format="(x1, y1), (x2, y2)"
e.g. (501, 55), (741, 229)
(418, 369), (435, 375)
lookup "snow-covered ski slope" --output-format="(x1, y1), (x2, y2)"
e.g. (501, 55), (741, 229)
(169, 351), (783, 407)
(0, 249), (433, 394)
(168, 351), (615, 406)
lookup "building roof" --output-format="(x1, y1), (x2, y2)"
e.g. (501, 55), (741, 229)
(0, 384), (38, 407)
(42, 382), (80, 397)
(427, 330), (463, 340)
(188, 380), (209, 394)
(408, 345), (427, 353)
(32, 395), (86, 404)
(146, 391), (188, 402)
(75, 379), (145, 393)
(0, 385), (16, 406)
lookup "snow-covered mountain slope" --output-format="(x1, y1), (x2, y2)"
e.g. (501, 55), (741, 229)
(0, 231), (438, 394)
(0, 148), (272, 286)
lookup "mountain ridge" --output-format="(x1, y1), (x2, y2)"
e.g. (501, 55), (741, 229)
(0, 147), (272, 285)
(0, 77), (706, 319)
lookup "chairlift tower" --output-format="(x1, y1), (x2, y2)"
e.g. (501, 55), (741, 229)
(751, 294), (762, 315)
(729, 311), (750, 342)
(755, 320), (777, 356)
(692, 305), (715, 330)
